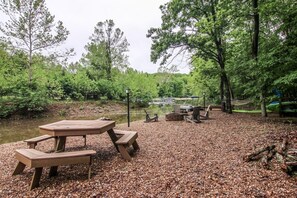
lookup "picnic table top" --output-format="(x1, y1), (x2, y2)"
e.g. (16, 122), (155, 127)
(39, 120), (116, 136)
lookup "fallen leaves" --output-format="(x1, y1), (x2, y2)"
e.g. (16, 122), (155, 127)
(0, 111), (297, 197)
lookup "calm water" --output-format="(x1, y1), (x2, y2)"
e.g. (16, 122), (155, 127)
(0, 105), (172, 144)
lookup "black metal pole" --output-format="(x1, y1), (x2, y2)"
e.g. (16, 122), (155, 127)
(127, 91), (130, 127)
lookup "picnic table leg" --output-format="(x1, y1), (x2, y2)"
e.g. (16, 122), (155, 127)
(118, 145), (132, 161)
(88, 157), (92, 179)
(49, 136), (66, 177)
(55, 136), (66, 152)
(132, 141), (140, 150)
(107, 129), (119, 152)
(12, 162), (26, 175)
(83, 135), (87, 147)
(54, 136), (58, 150)
(30, 167), (43, 190)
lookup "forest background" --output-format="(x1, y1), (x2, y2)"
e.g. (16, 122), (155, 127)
(0, 0), (296, 119)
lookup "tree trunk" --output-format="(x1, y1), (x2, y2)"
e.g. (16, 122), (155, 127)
(279, 97), (283, 117)
(252, 0), (259, 62)
(260, 91), (267, 117)
(216, 42), (232, 114)
(220, 77), (225, 112)
(222, 72), (232, 114)
(29, 50), (33, 86)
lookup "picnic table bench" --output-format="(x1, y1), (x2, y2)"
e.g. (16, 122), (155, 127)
(12, 149), (96, 190)
(114, 130), (140, 161)
(24, 135), (54, 149)
(24, 134), (87, 149)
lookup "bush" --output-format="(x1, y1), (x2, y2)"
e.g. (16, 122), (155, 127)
(15, 90), (49, 115)
(0, 98), (17, 118)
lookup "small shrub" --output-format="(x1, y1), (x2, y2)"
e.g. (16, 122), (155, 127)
(0, 100), (16, 118)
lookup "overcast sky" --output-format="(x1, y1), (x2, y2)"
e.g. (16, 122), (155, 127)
(44, 0), (189, 73)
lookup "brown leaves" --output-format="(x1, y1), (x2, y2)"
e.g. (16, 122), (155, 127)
(0, 111), (297, 197)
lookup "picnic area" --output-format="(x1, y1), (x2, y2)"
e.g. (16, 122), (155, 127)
(1, 110), (296, 197)
(0, 0), (297, 196)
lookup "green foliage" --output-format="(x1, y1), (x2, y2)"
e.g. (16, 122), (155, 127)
(0, 78), (49, 118)
(189, 58), (220, 103)
(157, 76), (185, 97)
(0, 0), (70, 83)
(83, 19), (129, 81)
(0, 98), (17, 118)
(148, 0), (233, 113)
(1, 0), (297, 118)
(12, 79), (49, 114)
(266, 102), (279, 112)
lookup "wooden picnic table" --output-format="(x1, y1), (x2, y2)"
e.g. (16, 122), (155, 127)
(39, 119), (118, 176)
(39, 119), (118, 151)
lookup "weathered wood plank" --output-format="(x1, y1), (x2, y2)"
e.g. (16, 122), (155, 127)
(24, 135), (54, 148)
(13, 149), (96, 190)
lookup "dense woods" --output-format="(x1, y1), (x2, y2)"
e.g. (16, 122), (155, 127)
(0, 0), (297, 118)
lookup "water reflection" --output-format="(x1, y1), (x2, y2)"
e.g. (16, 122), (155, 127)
(0, 105), (172, 144)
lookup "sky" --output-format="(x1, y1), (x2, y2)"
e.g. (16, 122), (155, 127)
(44, 0), (189, 74)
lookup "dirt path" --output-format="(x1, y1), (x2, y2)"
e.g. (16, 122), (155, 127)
(0, 111), (296, 197)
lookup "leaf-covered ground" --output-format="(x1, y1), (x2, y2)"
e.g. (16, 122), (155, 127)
(0, 111), (296, 197)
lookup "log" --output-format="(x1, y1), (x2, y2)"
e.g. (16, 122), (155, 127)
(275, 153), (285, 163)
(286, 161), (297, 166)
(267, 149), (277, 161)
(244, 145), (276, 162)
(287, 149), (297, 155)
(261, 155), (268, 167)
(261, 149), (277, 168)
(281, 138), (289, 154)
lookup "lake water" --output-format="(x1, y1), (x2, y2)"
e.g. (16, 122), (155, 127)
(0, 105), (172, 144)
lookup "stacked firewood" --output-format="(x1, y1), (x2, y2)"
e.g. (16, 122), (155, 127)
(244, 138), (297, 175)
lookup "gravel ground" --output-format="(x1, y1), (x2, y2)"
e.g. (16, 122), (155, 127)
(0, 111), (296, 197)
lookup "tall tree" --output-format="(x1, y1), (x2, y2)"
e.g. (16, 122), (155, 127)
(84, 19), (129, 81)
(251, 0), (268, 117)
(0, 0), (69, 85)
(147, 0), (233, 113)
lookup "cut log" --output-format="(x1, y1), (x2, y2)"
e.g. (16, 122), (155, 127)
(244, 145), (276, 162)
(287, 149), (297, 155)
(281, 138), (289, 154)
(261, 149), (277, 168)
(286, 161), (297, 166)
